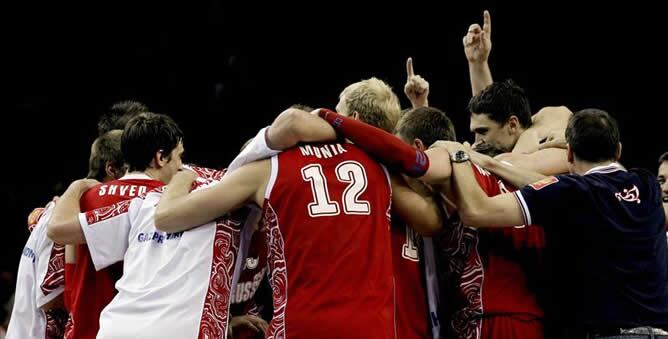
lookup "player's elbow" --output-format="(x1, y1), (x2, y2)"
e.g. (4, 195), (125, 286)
(414, 208), (445, 236)
(412, 222), (442, 236)
(47, 220), (69, 244)
(154, 204), (185, 233)
(153, 206), (173, 232)
(458, 209), (488, 228)
(267, 108), (305, 150)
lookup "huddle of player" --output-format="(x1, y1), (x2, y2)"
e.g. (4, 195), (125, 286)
(7, 10), (668, 339)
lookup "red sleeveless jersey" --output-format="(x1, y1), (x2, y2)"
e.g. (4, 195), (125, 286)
(441, 164), (545, 339)
(263, 143), (395, 339)
(391, 219), (432, 339)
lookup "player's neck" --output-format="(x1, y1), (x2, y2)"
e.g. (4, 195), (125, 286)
(573, 159), (618, 176)
(126, 169), (159, 181)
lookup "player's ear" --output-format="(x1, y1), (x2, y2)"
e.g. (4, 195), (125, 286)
(153, 149), (167, 169)
(507, 116), (519, 135)
(615, 143), (622, 161)
(567, 144), (574, 164)
(105, 161), (119, 179)
(413, 138), (426, 151)
(352, 111), (360, 121)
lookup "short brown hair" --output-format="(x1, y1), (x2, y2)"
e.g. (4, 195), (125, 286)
(395, 107), (456, 147)
(87, 130), (125, 181)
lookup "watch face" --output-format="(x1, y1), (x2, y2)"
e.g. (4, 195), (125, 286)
(453, 150), (469, 162)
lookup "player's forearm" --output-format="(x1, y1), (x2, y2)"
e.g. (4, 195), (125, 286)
(421, 147), (452, 184)
(157, 162), (265, 232)
(468, 61), (493, 96)
(65, 245), (76, 264)
(318, 109), (429, 177)
(267, 108), (337, 150)
(392, 175), (444, 236)
(47, 182), (87, 244)
(450, 162), (493, 224)
(410, 96), (428, 109)
(480, 156), (546, 188)
(496, 148), (569, 176)
(451, 161), (525, 227)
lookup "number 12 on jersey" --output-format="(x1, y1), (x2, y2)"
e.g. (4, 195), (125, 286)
(301, 161), (371, 217)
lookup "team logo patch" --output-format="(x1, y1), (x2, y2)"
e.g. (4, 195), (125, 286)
(615, 185), (641, 204)
(529, 176), (559, 190)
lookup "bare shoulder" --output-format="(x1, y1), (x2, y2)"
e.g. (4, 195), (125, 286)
(532, 106), (572, 126)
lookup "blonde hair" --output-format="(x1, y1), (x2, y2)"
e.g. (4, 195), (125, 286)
(340, 77), (401, 133)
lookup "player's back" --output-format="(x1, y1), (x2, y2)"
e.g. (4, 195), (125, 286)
(66, 174), (162, 339)
(80, 168), (251, 338)
(6, 203), (66, 339)
(474, 168), (545, 318)
(440, 164), (546, 339)
(263, 142), (394, 339)
(390, 217), (433, 339)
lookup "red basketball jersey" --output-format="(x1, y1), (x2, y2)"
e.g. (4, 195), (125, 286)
(263, 143), (394, 339)
(391, 219), (432, 339)
(441, 164), (545, 339)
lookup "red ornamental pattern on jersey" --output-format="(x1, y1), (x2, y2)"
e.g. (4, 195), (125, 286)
(85, 199), (132, 225)
(40, 243), (65, 296)
(197, 217), (240, 339)
(45, 308), (68, 339)
(441, 218), (483, 338)
(63, 316), (74, 339)
(189, 166), (226, 183)
(264, 203), (287, 339)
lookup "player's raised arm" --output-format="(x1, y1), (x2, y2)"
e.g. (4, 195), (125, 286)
(404, 57), (430, 109)
(464, 10), (493, 96)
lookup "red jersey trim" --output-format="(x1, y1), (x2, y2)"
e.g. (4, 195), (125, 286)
(264, 203), (288, 339)
(197, 218), (239, 339)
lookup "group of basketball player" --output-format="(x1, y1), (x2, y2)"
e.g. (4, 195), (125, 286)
(6, 10), (668, 339)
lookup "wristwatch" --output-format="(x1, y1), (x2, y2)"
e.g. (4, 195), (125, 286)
(450, 150), (470, 163)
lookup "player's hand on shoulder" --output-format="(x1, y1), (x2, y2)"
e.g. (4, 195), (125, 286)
(230, 314), (269, 334)
(431, 140), (466, 153)
(174, 168), (198, 183)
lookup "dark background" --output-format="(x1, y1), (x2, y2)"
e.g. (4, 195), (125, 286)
(3, 1), (665, 277)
